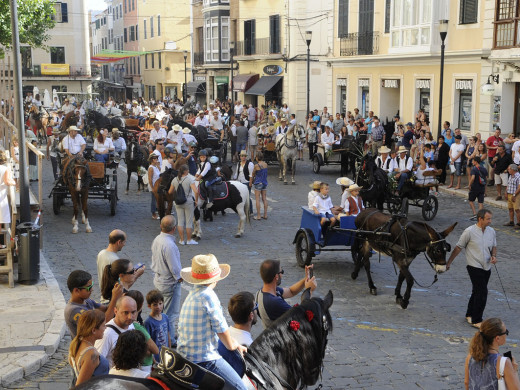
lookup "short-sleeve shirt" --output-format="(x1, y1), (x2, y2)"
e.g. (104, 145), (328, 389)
(450, 143), (465, 163)
(456, 224), (496, 271)
(470, 166), (487, 192)
(177, 285), (228, 363)
(228, 327), (253, 347)
(313, 195), (333, 214)
(96, 249), (119, 294)
(94, 138), (114, 154)
(64, 299), (101, 339)
(144, 314), (171, 362)
(486, 136), (503, 158)
(62, 134), (86, 154)
(171, 174), (195, 201)
(95, 318), (135, 368)
(133, 321), (153, 367)
(258, 287), (291, 328)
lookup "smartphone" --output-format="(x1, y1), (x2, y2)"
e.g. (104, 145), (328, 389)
(134, 263), (145, 271)
(504, 351), (513, 360)
(308, 267), (313, 279)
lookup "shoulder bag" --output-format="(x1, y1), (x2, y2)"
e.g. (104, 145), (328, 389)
(497, 355), (507, 390)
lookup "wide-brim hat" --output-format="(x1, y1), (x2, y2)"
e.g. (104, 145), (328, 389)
(67, 125), (80, 132)
(181, 254), (230, 285)
(198, 110), (204, 115)
(132, 100), (138, 104)
(267, 126), (276, 134)
(378, 145), (391, 154)
(52, 128), (60, 134)
(239, 150), (248, 156)
(348, 184), (362, 192)
(172, 124), (182, 132)
(309, 180), (321, 190)
(397, 146), (408, 153)
(112, 128), (119, 133)
(336, 177), (354, 187)
(182, 128), (191, 134)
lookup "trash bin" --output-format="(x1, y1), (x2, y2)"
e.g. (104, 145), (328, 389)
(17, 222), (40, 285)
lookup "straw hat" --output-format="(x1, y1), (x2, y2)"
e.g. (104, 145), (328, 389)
(378, 145), (391, 154)
(182, 128), (191, 134)
(239, 150), (248, 157)
(172, 124), (182, 132)
(180, 254), (230, 285)
(198, 110), (204, 115)
(52, 127), (60, 134)
(67, 125), (80, 132)
(336, 177), (354, 187)
(267, 126), (276, 135)
(397, 146), (408, 153)
(348, 184), (362, 192)
(309, 180), (321, 190)
(112, 128), (119, 133)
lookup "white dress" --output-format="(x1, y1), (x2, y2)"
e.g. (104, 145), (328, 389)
(0, 165), (11, 223)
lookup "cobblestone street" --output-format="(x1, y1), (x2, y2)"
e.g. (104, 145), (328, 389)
(4, 155), (520, 389)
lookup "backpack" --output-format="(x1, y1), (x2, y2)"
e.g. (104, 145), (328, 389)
(175, 178), (187, 205)
(476, 167), (486, 186)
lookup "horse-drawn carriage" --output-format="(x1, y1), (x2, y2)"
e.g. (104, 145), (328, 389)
(312, 136), (363, 175)
(256, 131), (278, 165)
(385, 177), (439, 221)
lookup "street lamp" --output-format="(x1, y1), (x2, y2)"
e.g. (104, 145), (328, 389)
(437, 20), (448, 139)
(305, 31), (312, 120)
(230, 41), (235, 119)
(183, 50), (188, 103)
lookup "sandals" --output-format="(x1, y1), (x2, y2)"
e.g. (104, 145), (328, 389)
(253, 216), (262, 220)
(262, 216), (268, 220)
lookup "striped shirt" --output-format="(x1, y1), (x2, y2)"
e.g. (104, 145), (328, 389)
(177, 285), (228, 363)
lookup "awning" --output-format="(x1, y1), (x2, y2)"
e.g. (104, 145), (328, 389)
(233, 74), (259, 92)
(245, 76), (282, 96)
(187, 81), (206, 94)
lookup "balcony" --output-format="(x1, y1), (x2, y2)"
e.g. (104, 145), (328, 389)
(21, 64), (97, 78)
(194, 52), (204, 66)
(340, 32), (379, 56)
(236, 37), (281, 56)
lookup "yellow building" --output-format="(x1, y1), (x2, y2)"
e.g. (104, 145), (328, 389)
(138, 0), (191, 100)
(330, 0), (497, 137)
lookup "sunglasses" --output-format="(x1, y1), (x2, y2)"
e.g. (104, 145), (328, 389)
(78, 282), (94, 291)
(277, 269), (284, 275)
(252, 303), (259, 313)
(499, 329), (509, 336)
(123, 269), (136, 275)
(156, 142), (163, 146)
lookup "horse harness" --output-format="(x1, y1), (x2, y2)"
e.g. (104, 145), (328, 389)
(62, 155), (92, 189)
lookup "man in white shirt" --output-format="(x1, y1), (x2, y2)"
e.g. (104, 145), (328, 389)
(234, 100), (244, 117)
(61, 99), (74, 114)
(194, 111), (210, 128)
(167, 124), (183, 154)
(95, 296), (137, 368)
(150, 121), (167, 145)
(62, 126), (86, 157)
(320, 125), (335, 152)
(227, 292), (257, 347)
(275, 118), (289, 136)
(209, 111), (224, 139)
(512, 139), (520, 165)
(182, 128), (197, 152)
(132, 101), (142, 117)
(393, 146), (414, 191)
(96, 230), (126, 302)
(448, 135), (466, 189)
(375, 146), (395, 174)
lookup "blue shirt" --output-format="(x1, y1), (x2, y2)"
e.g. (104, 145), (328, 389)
(150, 232), (182, 291)
(260, 286), (291, 324)
(144, 314), (171, 362)
(468, 353), (499, 390)
(177, 285), (228, 363)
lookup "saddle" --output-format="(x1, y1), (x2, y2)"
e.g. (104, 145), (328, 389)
(199, 180), (229, 201)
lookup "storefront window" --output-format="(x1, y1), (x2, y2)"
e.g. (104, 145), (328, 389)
(391, 0), (432, 48)
(362, 87), (370, 117)
(458, 90), (472, 131)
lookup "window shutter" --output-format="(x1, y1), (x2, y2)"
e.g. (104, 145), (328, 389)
(61, 3), (68, 23)
(136, 25), (138, 41)
(460, 0), (478, 24)
(252, 19), (256, 54)
(338, 0), (348, 37)
(384, 0), (391, 33)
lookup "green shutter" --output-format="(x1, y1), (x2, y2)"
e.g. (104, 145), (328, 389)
(384, 0), (391, 33)
(460, 0), (478, 24)
(338, 0), (349, 37)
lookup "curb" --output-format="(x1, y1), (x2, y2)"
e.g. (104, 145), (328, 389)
(438, 187), (509, 211)
(0, 252), (67, 386)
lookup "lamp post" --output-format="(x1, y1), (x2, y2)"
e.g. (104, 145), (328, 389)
(230, 41), (235, 120)
(437, 20), (449, 139)
(183, 50), (188, 103)
(305, 31), (312, 120)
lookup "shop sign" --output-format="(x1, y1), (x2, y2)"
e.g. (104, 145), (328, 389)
(215, 76), (229, 83)
(337, 78), (347, 86)
(456, 80), (472, 90)
(416, 79), (430, 89)
(194, 75), (206, 81)
(263, 65), (283, 76)
(41, 63), (70, 76)
(382, 79), (399, 88)
(358, 79), (370, 87)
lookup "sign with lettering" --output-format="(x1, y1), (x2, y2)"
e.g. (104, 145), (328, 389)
(416, 79), (430, 89)
(455, 80), (472, 90)
(41, 64), (70, 76)
(358, 79), (370, 87)
(382, 79), (399, 88)
(263, 65), (283, 76)
(194, 75), (206, 81)
(215, 76), (229, 83)
(337, 78), (347, 86)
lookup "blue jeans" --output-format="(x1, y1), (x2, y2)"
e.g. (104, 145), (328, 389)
(156, 282), (182, 342)
(397, 172), (409, 191)
(151, 193), (157, 214)
(237, 143), (247, 153)
(95, 153), (109, 162)
(198, 358), (247, 390)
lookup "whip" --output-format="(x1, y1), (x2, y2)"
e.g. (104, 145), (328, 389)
(493, 263), (512, 310)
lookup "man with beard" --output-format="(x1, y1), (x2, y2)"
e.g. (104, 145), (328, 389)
(256, 260), (317, 329)
(227, 292), (258, 347)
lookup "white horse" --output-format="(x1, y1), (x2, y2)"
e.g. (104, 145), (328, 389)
(276, 124), (306, 185)
(194, 180), (250, 238)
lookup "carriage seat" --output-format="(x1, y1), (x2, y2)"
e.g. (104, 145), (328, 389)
(87, 162), (105, 179)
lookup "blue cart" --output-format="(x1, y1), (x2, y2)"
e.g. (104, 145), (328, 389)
(292, 207), (359, 267)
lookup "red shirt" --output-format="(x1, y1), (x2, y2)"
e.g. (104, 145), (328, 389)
(486, 136), (503, 158)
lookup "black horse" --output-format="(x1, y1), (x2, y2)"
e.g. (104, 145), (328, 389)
(124, 138), (149, 194)
(353, 209), (456, 309)
(86, 110), (125, 141)
(356, 153), (388, 210)
(75, 289), (333, 390)
(339, 135), (364, 178)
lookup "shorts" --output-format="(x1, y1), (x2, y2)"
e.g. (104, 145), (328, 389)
(254, 183), (267, 191)
(319, 212), (334, 219)
(453, 162), (462, 176)
(494, 172), (509, 185)
(508, 194), (520, 210)
(468, 190), (485, 203)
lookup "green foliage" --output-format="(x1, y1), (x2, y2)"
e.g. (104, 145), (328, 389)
(0, 0), (56, 54)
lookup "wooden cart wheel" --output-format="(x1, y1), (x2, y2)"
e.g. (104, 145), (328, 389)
(422, 195), (438, 221)
(295, 230), (314, 267)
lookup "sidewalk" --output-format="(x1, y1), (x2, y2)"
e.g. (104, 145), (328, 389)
(0, 253), (66, 386)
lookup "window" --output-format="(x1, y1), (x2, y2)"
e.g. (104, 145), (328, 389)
(20, 47), (32, 70)
(130, 26), (135, 41)
(460, 0), (478, 24)
(458, 89), (472, 130)
(391, 0), (432, 48)
(115, 6), (118, 19)
(96, 19), (100, 29)
(129, 58), (132, 75)
(124, 28), (128, 43)
(338, 0), (348, 37)
(132, 0), (135, 11)
(150, 17), (154, 38)
(138, 56), (141, 73)
(158, 15), (161, 36)
(494, 0), (520, 48)
(145, 54), (148, 69)
(158, 53), (162, 69)
(385, 0), (391, 33)
(151, 53), (155, 68)
(104, 16), (106, 25)
(133, 57), (136, 74)
(244, 19), (256, 55)
(269, 15), (281, 54)
(221, 17), (230, 60)
(144, 19), (147, 39)
(119, 4), (122, 17)
(205, 17), (220, 61)
(51, 2), (68, 23)
(50, 47), (65, 64)
(136, 25), (139, 40)
(51, 85), (67, 93)
(124, 0), (126, 13)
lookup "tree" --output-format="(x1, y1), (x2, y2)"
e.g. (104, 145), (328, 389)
(0, 0), (56, 56)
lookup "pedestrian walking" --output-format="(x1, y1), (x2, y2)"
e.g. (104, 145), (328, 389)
(446, 209), (497, 329)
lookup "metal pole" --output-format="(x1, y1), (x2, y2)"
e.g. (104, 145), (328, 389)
(306, 45), (310, 118)
(437, 39), (445, 140)
(230, 49), (234, 121)
(184, 57), (187, 103)
(10, 0), (30, 223)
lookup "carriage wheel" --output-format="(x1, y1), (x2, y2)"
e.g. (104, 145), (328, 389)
(219, 143), (227, 163)
(387, 197), (408, 215)
(422, 195), (438, 221)
(110, 191), (117, 216)
(312, 156), (321, 174)
(53, 192), (61, 215)
(295, 230), (314, 268)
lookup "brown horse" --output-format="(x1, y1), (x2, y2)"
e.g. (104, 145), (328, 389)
(353, 208), (457, 309)
(62, 156), (92, 234)
(59, 111), (79, 132)
(152, 155), (189, 218)
(28, 105), (49, 144)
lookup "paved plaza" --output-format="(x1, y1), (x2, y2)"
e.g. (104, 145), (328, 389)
(3, 156), (520, 389)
